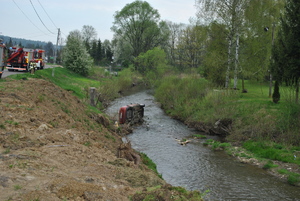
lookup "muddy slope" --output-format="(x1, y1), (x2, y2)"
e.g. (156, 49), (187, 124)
(0, 78), (165, 201)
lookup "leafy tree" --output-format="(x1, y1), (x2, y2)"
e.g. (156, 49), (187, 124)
(271, 0), (300, 103)
(134, 47), (167, 75)
(111, 35), (133, 67)
(111, 0), (167, 59)
(102, 39), (113, 62)
(63, 30), (93, 76)
(196, 0), (250, 88)
(202, 22), (228, 86)
(90, 40), (97, 63)
(96, 39), (103, 64)
(177, 24), (207, 72)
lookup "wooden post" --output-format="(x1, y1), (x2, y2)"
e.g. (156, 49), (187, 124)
(90, 87), (96, 106)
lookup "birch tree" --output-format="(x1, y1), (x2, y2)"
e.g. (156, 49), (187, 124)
(196, 0), (249, 88)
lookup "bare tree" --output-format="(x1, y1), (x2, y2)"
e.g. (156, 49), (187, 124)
(81, 25), (97, 45)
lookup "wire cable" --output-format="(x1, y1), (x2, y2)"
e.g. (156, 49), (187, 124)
(29, 0), (56, 34)
(37, 0), (58, 29)
(12, 0), (50, 36)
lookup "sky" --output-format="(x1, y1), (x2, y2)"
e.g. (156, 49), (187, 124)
(2, 0), (197, 44)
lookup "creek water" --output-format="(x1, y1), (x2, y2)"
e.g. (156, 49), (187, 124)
(106, 90), (300, 200)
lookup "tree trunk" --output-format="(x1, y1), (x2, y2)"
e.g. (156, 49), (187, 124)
(296, 80), (299, 104)
(225, 37), (232, 88)
(233, 33), (240, 89)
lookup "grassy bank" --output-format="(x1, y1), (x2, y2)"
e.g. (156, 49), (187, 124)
(4, 66), (141, 109)
(154, 74), (300, 185)
(2, 66), (204, 199)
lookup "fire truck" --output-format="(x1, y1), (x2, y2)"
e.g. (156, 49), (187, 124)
(6, 47), (45, 72)
(0, 42), (6, 78)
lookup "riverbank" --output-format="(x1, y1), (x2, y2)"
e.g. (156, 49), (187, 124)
(153, 74), (300, 186)
(0, 68), (203, 200)
(107, 89), (300, 200)
(202, 139), (300, 186)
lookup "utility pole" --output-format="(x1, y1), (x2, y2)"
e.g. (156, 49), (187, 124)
(54, 28), (60, 64)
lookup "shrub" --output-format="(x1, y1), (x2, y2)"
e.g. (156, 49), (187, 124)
(63, 30), (93, 76)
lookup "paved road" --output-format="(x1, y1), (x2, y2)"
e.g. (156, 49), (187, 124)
(1, 65), (52, 79)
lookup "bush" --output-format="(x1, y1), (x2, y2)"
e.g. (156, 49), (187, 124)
(63, 30), (93, 76)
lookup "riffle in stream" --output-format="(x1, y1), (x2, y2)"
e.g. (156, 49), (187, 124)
(106, 90), (300, 200)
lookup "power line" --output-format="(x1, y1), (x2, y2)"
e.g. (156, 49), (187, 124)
(29, 0), (56, 34)
(12, 0), (50, 36)
(37, 0), (58, 29)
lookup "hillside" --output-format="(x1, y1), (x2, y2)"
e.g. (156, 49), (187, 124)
(0, 78), (165, 200)
(0, 35), (48, 48)
(0, 75), (203, 200)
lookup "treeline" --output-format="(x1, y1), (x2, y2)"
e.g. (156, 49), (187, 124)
(0, 35), (47, 49)
(63, 0), (294, 98)
(107, 0), (285, 90)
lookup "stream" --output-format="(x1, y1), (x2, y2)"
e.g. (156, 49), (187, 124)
(106, 90), (300, 200)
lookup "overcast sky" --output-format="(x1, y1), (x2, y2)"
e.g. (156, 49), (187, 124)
(2, 0), (197, 44)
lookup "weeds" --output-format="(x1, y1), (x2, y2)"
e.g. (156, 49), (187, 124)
(13, 185), (22, 190)
(263, 161), (279, 170)
(140, 152), (162, 179)
(243, 140), (300, 165)
(105, 134), (116, 142)
(192, 134), (207, 139)
(83, 141), (91, 147)
(277, 169), (300, 185)
(0, 124), (5, 129)
(3, 148), (10, 154)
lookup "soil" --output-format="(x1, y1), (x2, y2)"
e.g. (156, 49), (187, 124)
(0, 78), (168, 201)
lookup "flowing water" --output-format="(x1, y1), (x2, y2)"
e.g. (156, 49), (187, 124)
(106, 90), (300, 201)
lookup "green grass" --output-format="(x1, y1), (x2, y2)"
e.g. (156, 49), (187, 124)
(140, 152), (162, 179)
(192, 134), (207, 139)
(6, 67), (102, 99)
(13, 185), (22, 190)
(263, 160), (279, 170)
(203, 139), (232, 150)
(277, 169), (300, 185)
(243, 140), (300, 165)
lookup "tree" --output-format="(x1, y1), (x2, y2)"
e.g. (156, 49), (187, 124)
(271, 0), (300, 103)
(196, 0), (250, 88)
(81, 25), (97, 55)
(111, 0), (167, 59)
(165, 21), (185, 68)
(202, 22), (228, 86)
(272, 80), (280, 103)
(134, 47), (167, 76)
(44, 42), (54, 58)
(102, 39), (113, 62)
(63, 30), (93, 76)
(176, 24), (207, 72)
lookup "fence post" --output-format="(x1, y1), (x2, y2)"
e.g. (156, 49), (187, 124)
(90, 87), (96, 106)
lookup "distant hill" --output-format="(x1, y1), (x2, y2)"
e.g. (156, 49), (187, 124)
(0, 35), (48, 48)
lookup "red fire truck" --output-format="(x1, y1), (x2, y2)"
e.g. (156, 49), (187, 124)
(6, 47), (45, 72)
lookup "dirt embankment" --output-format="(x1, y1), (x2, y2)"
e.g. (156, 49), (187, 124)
(0, 78), (166, 201)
